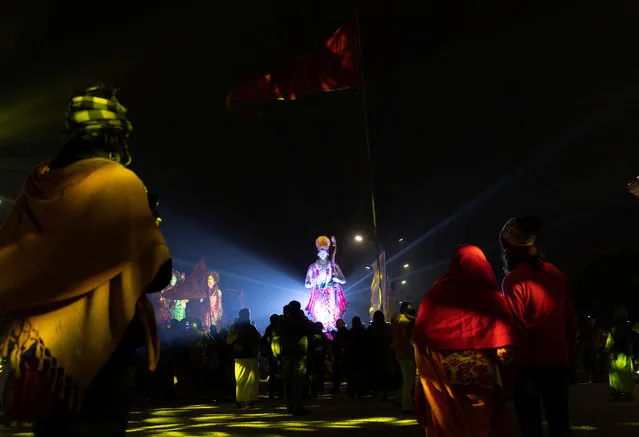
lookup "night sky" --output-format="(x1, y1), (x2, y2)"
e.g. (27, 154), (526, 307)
(1, 2), (639, 317)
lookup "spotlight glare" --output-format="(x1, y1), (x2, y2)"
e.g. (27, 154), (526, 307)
(365, 266), (371, 270)
(354, 234), (364, 243)
(401, 280), (407, 285)
(403, 263), (409, 269)
(398, 238), (404, 242)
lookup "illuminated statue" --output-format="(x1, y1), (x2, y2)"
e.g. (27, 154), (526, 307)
(172, 299), (188, 321)
(164, 270), (188, 321)
(207, 271), (224, 329)
(305, 235), (348, 331)
(154, 269), (181, 323)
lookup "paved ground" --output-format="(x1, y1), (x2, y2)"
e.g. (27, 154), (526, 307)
(1, 383), (638, 436)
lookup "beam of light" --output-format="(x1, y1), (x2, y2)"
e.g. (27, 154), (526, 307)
(346, 104), (628, 294)
(0, 54), (141, 143)
(346, 203), (631, 299)
(172, 257), (306, 297)
(0, 83), (79, 142)
(347, 200), (635, 299)
(344, 259), (449, 297)
(384, 106), (626, 267)
(170, 255), (309, 329)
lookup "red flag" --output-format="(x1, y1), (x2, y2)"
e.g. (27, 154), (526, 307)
(226, 18), (359, 114)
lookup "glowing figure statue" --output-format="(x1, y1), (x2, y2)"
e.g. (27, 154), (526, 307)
(305, 235), (348, 331)
(165, 270), (187, 321)
(172, 299), (188, 321)
(207, 271), (224, 329)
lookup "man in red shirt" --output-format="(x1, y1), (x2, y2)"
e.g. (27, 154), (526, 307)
(500, 216), (579, 437)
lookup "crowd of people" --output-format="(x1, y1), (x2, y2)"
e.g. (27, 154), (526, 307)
(139, 214), (638, 437)
(576, 311), (639, 400)
(138, 300), (417, 417)
(0, 84), (637, 437)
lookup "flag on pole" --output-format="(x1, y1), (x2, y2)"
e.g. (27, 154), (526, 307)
(383, 271), (392, 321)
(380, 252), (392, 321)
(370, 250), (390, 321)
(369, 257), (382, 322)
(226, 18), (359, 115)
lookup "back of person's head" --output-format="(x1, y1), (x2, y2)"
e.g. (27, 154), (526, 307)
(239, 308), (251, 322)
(191, 318), (203, 331)
(399, 301), (415, 316)
(500, 216), (544, 271)
(283, 305), (290, 316)
(613, 306), (629, 324)
(336, 319), (346, 329)
(373, 310), (385, 324)
(499, 216), (545, 274)
(288, 300), (301, 313)
(352, 316), (362, 329)
(63, 84), (133, 166)
(500, 216), (543, 255)
(270, 314), (280, 325)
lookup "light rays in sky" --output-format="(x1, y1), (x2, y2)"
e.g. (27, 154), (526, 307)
(344, 103), (629, 295)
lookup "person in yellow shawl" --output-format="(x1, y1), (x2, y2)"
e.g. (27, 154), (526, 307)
(0, 84), (172, 436)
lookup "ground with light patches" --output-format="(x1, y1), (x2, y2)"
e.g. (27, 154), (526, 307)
(125, 397), (420, 436)
(2, 383), (639, 436)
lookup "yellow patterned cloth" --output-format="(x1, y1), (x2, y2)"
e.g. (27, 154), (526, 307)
(439, 350), (496, 389)
(0, 157), (168, 422)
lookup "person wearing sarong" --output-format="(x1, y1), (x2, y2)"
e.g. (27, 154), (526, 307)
(412, 245), (514, 437)
(226, 308), (260, 408)
(0, 84), (171, 435)
(606, 307), (638, 400)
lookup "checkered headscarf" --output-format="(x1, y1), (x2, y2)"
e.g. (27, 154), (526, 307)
(65, 85), (132, 138)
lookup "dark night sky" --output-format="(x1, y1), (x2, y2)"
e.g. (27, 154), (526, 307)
(1, 1), (639, 313)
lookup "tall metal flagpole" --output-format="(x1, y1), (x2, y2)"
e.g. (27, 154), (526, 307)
(354, 10), (388, 320)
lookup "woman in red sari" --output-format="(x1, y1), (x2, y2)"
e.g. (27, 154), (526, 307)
(412, 245), (514, 437)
